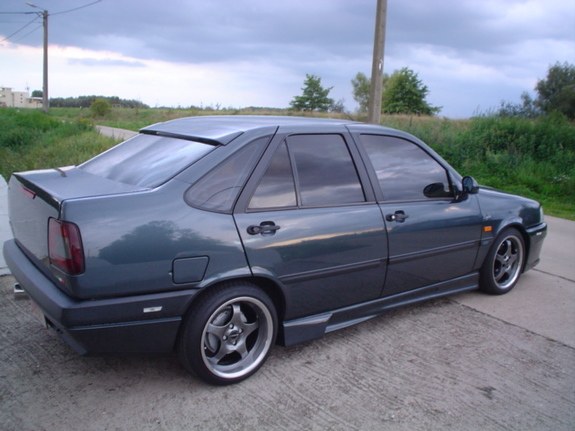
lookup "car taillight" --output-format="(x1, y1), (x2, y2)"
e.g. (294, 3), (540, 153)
(48, 218), (85, 275)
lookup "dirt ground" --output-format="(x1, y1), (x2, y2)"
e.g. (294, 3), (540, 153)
(1, 274), (574, 431)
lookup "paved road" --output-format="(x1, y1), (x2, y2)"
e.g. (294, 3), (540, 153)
(455, 215), (575, 348)
(95, 125), (138, 141)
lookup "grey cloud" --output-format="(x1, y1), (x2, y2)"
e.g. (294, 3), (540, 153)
(1, 0), (573, 117)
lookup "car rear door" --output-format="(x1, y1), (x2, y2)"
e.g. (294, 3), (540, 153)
(352, 132), (483, 296)
(233, 128), (388, 320)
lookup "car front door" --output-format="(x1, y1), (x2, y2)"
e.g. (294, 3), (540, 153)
(354, 133), (483, 296)
(234, 131), (388, 320)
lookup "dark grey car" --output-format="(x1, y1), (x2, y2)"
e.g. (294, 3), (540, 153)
(3, 116), (547, 384)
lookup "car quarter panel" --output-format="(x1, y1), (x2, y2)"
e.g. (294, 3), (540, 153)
(60, 180), (251, 299)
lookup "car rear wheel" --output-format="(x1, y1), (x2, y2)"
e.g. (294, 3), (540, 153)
(480, 228), (525, 295)
(178, 283), (277, 385)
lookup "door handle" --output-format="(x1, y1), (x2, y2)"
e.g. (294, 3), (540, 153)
(386, 211), (408, 223)
(247, 221), (281, 235)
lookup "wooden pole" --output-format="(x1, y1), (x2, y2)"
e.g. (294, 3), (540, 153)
(367, 0), (387, 124)
(42, 9), (49, 112)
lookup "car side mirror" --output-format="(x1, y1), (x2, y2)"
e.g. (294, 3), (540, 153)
(461, 176), (479, 194)
(423, 182), (451, 198)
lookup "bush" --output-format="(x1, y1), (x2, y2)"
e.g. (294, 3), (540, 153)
(90, 98), (112, 117)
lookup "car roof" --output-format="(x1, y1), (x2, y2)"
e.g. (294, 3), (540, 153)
(140, 115), (364, 145)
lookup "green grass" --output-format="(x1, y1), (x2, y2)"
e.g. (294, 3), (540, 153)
(0, 109), (117, 180)
(2, 107), (574, 220)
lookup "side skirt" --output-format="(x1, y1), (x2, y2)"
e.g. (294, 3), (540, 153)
(280, 272), (479, 346)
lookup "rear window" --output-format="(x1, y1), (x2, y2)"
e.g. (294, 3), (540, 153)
(79, 134), (213, 187)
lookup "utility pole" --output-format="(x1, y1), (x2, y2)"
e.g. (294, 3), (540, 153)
(41, 9), (48, 112)
(367, 0), (387, 125)
(27, 3), (49, 112)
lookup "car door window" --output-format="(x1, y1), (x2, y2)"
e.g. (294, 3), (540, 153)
(249, 134), (365, 209)
(249, 142), (297, 209)
(360, 135), (453, 201)
(186, 137), (268, 213)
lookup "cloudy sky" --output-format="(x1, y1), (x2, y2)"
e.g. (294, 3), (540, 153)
(1, 0), (574, 117)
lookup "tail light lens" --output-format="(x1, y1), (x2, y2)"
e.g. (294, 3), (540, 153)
(48, 218), (85, 275)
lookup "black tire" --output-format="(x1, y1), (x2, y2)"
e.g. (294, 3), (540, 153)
(178, 282), (277, 385)
(479, 228), (525, 295)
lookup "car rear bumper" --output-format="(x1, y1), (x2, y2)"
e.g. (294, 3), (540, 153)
(3, 239), (198, 355)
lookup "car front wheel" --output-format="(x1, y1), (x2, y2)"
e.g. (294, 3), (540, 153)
(480, 228), (525, 295)
(178, 283), (277, 385)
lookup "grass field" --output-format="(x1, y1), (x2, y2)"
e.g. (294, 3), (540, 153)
(1, 107), (573, 219)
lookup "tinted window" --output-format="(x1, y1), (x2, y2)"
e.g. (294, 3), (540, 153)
(360, 135), (452, 201)
(289, 135), (365, 206)
(80, 134), (213, 188)
(249, 142), (297, 209)
(249, 134), (365, 209)
(187, 137), (269, 213)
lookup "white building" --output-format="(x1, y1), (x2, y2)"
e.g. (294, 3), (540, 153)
(0, 87), (43, 109)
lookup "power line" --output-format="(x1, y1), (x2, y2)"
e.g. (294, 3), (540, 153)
(0, 1), (104, 43)
(51, 0), (103, 16)
(10, 23), (42, 44)
(1, 0), (103, 113)
(0, 14), (39, 43)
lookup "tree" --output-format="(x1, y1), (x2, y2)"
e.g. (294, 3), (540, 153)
(382, 67), (440, 115)
(351, 72), (370, 113)
(290, 74), (334, 112)
(496, 92), (541, 118)
(31, 90), (43, 98)
(535, 62), (575, 119)
(351, 72), (390, 113)
(90, 98), (111, 117)
(329, 98), (346, 113)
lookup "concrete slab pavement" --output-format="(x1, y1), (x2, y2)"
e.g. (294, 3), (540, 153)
(454, 215), (575, 348)
(95, 125), (137, 141)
